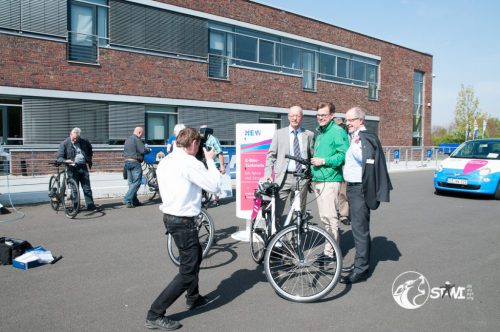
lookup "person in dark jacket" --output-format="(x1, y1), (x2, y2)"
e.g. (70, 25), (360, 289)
(123, 127), (151, 208)
(56, 127), (96, 211)
(341, 106), (392, 284)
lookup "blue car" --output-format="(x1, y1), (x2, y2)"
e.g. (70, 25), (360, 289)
(434, 138), (500, 199)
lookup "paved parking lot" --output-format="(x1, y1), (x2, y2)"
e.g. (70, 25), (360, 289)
(1, 170), (499, 332)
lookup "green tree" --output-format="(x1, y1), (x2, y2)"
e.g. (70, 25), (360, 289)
(453, 84), (486, 140)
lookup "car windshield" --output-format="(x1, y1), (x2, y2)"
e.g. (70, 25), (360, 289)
(451, 140), (500, 160)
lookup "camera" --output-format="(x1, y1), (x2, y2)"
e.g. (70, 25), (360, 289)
(196, 126), (213, 163)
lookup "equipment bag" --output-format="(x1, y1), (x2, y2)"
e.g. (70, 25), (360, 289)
(0, 237), (33, 265)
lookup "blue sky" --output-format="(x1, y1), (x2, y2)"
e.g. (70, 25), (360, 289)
(255, 0), (500, 127)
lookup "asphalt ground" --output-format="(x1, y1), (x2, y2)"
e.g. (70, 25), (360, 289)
(1, 170), (499, 332)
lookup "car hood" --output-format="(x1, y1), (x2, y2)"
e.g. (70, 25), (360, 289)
(440, 158), (491, 175)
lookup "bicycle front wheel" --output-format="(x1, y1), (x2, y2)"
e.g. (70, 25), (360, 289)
(145, 171), (158, 201)
(167, 209), (215, 267)
(250, 213), (270, 264)
(48, 175), (60, 211)
(62, 179), (80, 218)
(263, 225), (342, 302)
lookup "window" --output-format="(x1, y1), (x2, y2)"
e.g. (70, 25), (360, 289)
(68, 0), (108, 63)
(209, 30), (228, 78)
(0, 99), (22, 145)
(235, 34), (257, 62)
(319, 53), (335, 80)
(351, 60), (366, 82)
(259, 40), (275, 65)
(413, 71), (424, 146)
(337, 57), (348, 78)
(145, 106), (177, 145)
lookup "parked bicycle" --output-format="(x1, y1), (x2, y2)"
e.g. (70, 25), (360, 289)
(166, 209), (215, 267)
(141, 161), (159, 201)
(250, 154), (342, 302)
(47, 161), (80, 218)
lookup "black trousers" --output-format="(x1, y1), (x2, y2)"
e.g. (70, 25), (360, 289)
(67, 164), (94, 207)
(147, 214), (202, 320)
(346, 184), (371, 274)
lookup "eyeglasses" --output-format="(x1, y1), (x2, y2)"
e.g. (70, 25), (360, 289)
(316, 113), (331, 118)
(345, 117), (359, 122)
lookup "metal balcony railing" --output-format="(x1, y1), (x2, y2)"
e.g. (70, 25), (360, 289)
(67, 31), (99, 64)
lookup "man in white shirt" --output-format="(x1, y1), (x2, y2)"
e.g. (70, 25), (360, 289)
(145, 127), (221, 331)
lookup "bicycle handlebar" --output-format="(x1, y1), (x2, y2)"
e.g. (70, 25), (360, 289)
(284, 154), (311, 165)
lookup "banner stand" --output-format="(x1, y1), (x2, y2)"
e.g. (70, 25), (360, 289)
(231, 219), (251, 242)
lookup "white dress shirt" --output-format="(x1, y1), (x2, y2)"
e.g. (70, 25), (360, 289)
(343, 127), (366, 183)
(157, 148), (221, 217)
(287, 126), (305, 172)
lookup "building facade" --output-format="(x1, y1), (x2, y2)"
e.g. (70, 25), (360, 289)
(0, 0), (433, 154)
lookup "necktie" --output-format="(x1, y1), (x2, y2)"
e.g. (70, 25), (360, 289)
(293, 130), (301, 171)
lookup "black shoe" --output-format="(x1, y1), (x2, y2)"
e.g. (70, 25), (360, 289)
(185, 295), (214, 310)
(125, 203), (135, 208)
(134, 201), (144, 207)
(340, 271), (369, 284)
(86, 204), (97, 211)
(342, 264), (354, 273)
(145, 316), (181, 330)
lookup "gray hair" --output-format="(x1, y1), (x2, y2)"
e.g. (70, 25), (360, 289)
(347, 106), (366, 120)
(173, 123), (186, 136)
(71, 127), (81, 136)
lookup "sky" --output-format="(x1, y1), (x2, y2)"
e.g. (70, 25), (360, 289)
(255, 0), (500, 127)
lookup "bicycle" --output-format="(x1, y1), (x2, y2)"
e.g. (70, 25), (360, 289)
(47, 161), (80, 218)
(166, 208), (215, 267)
(251, 154), (342, 302)
(141, 161), (159, 201)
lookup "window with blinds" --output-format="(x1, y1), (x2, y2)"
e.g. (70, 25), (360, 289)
(22, 98), (108, 144)
(109, 0), (208, 57)
(0, 0), (67, 37)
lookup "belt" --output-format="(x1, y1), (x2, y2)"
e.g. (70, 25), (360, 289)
(164, 214), (195, 223)
(125, 158), (140, 163)
(347, 182), (362, 186)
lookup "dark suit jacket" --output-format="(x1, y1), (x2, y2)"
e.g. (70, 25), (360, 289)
(56, 137), (93, 169)
(359, 131), (392, 210)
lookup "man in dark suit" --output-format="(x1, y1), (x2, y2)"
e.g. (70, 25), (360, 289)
(264, 105), (314, 229)
(341, 106), (392, 284)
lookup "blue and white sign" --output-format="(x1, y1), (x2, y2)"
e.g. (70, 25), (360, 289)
(394, 149), (400, 161)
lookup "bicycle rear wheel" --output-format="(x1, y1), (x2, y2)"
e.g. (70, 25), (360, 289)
(62, 179), (80, 218)
(48, 175), (60, 211)
(250, 212), (270, 264)
(263, 224), (342, 302)
(145, 170), (158, 201)
(167, 209), (215, 267)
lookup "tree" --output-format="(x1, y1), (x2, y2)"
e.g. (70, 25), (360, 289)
(453, 84), (486, 140)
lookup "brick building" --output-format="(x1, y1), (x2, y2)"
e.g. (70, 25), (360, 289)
(0, 0), (433, 158)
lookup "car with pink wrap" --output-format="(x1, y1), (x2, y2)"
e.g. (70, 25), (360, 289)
(434, 139), (500, 199)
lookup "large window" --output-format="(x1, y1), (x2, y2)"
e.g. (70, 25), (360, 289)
(413, 71), (424, 146)
(68, 0), (108, 63)
(145, 106), (177, 145)
(208, 23), (380, 93)
(0, 99), (22, 145)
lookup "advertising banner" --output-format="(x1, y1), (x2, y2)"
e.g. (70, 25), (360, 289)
(235, 123), (276, 219)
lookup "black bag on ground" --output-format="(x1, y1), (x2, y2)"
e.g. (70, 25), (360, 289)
(0, 237), (33, 265)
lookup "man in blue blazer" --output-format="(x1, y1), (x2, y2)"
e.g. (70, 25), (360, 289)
(264, 106), (315, 229)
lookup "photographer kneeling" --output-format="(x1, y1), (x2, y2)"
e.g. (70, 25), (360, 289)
(145, 127), (221, 331)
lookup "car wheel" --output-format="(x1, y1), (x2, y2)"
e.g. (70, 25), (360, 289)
(494, 181), (500, 200)
(434, 188), (444, 196)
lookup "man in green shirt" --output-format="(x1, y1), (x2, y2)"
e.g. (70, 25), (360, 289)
(310, 102), (349, 262)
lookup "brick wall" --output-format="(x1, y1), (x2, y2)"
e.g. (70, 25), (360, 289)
(0, 0), (433, 146)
